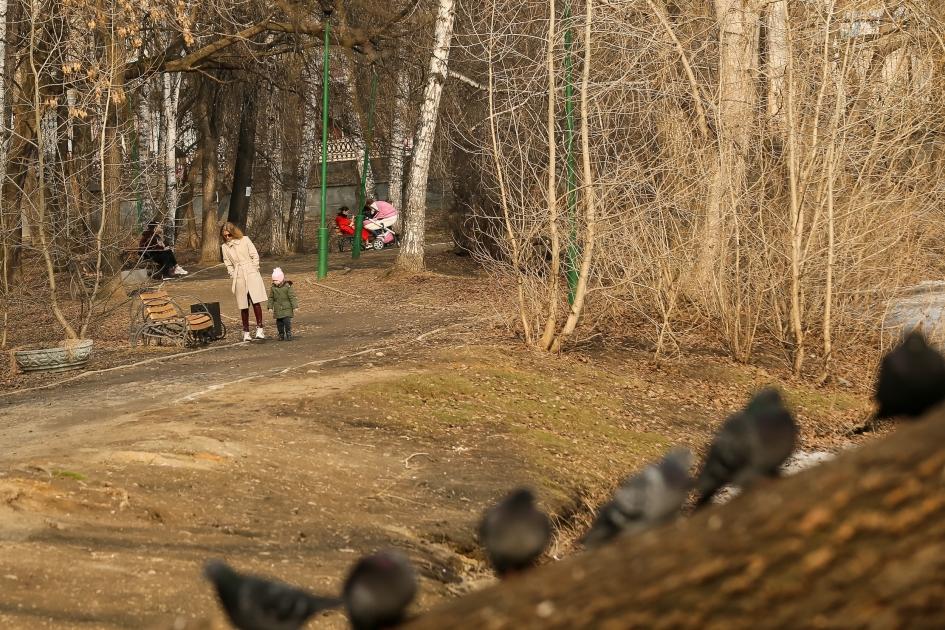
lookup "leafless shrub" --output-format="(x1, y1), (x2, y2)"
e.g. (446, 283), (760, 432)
(449, 0), (945, 376)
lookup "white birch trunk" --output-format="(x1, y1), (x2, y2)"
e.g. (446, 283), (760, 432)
(387, 69), (410, 209)
(538, 0), (559, 350)
(136, 77), (158, 219)
(162, 72), (180, 244)
(338, 52), (375, 202)
(287, 58), (318, 252)
(135, 80), (152, 160)
(396, 0), (455, 273)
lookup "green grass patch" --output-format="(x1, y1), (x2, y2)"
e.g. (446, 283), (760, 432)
(333, 349), (675, 505)
(52, 470), (87, 481)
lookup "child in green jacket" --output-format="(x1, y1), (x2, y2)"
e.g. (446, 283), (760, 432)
(267, 267), (299, 340)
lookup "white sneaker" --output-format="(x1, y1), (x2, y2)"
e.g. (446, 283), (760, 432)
(255, 328), (265, 339)
(174, 266), (188, 275)
(242, 331), (252, 342)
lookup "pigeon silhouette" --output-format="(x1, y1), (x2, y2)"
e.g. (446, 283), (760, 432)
(874, 330), (945, 419)
(343, 550), (417, 630)
(203, 559), (341, 630)
(581, 448), (693, 547)
(478, 488), (551, 577)
(695, 388), (798, 507)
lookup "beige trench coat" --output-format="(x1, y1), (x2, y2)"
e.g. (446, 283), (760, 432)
(221, 236), (268, 309)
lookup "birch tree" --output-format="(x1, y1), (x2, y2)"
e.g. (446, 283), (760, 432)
(162, 71), (181, 244)
(396, 0), (456, 273)
(387, 69), (411, 210)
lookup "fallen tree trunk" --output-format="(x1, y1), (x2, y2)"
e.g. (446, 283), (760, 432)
(404, 411), (945, 629)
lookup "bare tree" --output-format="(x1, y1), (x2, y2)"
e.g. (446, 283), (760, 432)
(396, 0), (456, 273)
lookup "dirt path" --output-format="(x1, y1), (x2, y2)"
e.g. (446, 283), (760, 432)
(0, 248), (514, 630)
(0, 246), (876, 630)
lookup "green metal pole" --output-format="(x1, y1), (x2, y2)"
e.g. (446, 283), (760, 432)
(563, 0), (578, 305)
(317, 13), (331, 279)
(126, 89), (142, 234)
(352, 67), (377, 259)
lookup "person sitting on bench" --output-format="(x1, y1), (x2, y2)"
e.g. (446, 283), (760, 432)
(335, 206), (370, 248)
(139, 222), (187, 280)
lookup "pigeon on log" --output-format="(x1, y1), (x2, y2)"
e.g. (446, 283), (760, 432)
(479, 488), (551, 577)
(874, 330), (945, 419)
(343, 550), (417, 630)
(581, 448), (693, 547)
(203, 559), (341, 630)
(695, 388), (798, 507)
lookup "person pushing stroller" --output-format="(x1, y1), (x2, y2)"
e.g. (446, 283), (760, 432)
(267, 267), (299, 341)
(363, 198), (399, 244)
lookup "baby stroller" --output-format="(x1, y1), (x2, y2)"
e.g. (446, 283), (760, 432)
(368, 224), (402, 250)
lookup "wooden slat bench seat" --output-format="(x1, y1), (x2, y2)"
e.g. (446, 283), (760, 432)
(129, 291), (224, 347)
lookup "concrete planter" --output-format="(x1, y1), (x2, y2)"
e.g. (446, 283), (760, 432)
(14, 339), (94, 374)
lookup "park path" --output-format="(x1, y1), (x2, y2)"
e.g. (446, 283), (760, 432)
(0, 246), (438, 457)
(0, 248), (508, 630)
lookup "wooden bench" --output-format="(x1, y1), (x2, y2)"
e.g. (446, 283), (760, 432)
(129, 291), (223, 347)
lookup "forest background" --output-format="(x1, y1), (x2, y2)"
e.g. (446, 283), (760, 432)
(1, 0), (944, 378)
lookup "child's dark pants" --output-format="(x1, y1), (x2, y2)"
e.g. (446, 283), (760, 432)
(276, 317), (293, 339)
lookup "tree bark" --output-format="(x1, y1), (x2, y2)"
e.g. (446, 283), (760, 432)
(783, 0), (803, 375)
(287, 54), (318, 253)
(537, 0), (560, 350)
(387, 68), (410, 209)
(0, 0), (9, 310)
(403, 411), (945, 629)
(396, 0), (455, 274)
(0, 67), (32, 288)
(228, 85), (259, 231)
(162, 72), (181, 244)
(268, 98), (287, 256)
(196, 77), (223, 266)
(180, 152), (199, 249)
(765, 0), (787, 131)
(695, 0), (759, 286)
(134, 75), (156, 219)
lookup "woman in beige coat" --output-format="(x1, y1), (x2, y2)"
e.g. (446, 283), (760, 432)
(220, 222), (269, 341)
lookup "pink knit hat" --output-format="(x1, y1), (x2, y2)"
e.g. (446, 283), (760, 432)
(272, 267), (285, 283)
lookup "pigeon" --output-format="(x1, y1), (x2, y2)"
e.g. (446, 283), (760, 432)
(874, 330), (945, 419)
(695, 388), (798, 507)
(203, 559), (341, 630)
(581, 448), (693, 547)
(343, 550), (417, 630)
(478, 488), (551, 577)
